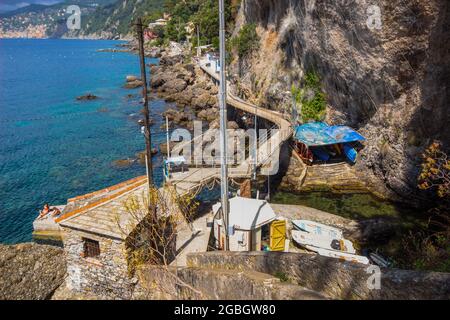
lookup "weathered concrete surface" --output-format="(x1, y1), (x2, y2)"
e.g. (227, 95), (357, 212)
(187, 251), (450, 300)
(171, 213), (213, 267)
(0, 243), (66, 300)
(133, 265), (326, 300)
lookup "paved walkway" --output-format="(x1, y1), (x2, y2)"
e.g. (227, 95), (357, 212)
(170, 213), (212, 267)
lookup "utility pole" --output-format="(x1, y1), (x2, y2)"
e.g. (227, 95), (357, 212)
(166, 116), (171, 160)
(253, 107), (258, 181)
(218, 0), (229, 251)
(196, 25), (201, 58)
(136, 18), (153, 188)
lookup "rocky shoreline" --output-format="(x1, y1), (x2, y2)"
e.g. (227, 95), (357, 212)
(149, 52), (219, 131)
(0, 243), (66, 300)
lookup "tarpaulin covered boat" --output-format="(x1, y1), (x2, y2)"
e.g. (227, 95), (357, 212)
(293, 122), (365, 163)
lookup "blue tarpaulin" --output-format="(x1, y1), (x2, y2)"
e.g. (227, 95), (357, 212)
(294, 122), (365, 147)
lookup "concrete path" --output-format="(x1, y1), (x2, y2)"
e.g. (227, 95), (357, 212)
(170, 213), (213, 267)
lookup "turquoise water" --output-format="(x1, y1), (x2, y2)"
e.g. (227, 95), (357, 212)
(0, 39), (168, 243)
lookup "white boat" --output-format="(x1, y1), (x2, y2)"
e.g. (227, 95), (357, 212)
(291, 230), (356, 254)
(307, 246), (370, 265)
(292, 219), (343, 239)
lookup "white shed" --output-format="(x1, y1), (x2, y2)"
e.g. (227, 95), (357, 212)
(212, 196), (277, 251)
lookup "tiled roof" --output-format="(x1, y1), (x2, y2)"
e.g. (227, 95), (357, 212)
(57, 176), (149, 239)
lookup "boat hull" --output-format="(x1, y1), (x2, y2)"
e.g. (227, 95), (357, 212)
(292, 219), (343, 239)
(307, 246), (369, 265)
(292, 230), (356, 254)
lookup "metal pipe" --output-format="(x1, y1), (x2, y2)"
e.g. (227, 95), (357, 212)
(165, 115), (170, 179)
(218, 0), (229, 251)
(136, 18), (153, 189)
(166, 116), (170, 159)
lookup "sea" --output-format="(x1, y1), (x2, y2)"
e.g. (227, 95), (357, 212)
(0, 38), (169, 243)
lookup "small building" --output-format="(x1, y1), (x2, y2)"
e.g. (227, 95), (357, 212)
(205, 53), (220, 73)
(144, 29), (158, 41)
(212, 196), (285, 252)
(55, 176), (151, 299)
(148, 18), (168, 29)
(293, 122), (366, 164)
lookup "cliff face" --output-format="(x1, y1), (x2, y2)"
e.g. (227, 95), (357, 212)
(229, 0), (449, 201)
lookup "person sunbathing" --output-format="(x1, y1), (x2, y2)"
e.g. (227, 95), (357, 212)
(51, 207), (61, 217)
(38, 203), (63, 219)
(38, 203), (50, 219)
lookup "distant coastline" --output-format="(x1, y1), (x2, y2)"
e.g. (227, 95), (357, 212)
(0, 36), (131, 41)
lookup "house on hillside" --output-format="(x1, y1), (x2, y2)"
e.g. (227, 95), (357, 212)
(148, 18), (168, 29)
(144, 29), (158, 41)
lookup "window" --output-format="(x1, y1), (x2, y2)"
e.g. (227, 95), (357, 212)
(83, 238), (100, 258)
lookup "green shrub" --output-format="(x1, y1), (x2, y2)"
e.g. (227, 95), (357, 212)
(162, 0), (235, 49)
(274, 271), (289, 282)
(292, 71), (327, 122)
(231, 23), (259, 58)
(302, 91), (326, 122)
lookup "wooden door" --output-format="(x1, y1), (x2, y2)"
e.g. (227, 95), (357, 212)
(270, 220), (286, 251)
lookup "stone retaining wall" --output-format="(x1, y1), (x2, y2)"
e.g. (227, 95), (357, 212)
(133, 265), (326, 300)
(187, 251), (450, 300)
(279, 155), (369, 194)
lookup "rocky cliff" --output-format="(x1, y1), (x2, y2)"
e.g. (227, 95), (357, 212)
(229, 0), (449, 202)
(0, 243), (66, 300)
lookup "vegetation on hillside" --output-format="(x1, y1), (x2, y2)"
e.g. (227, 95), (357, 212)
(1, 0), (241, 42)
(418, 141), (450, 198)
(230, 23), (259, 58)
(156, 0), (239, 49)
(402, 141), (450, 272)
(80, 0), (165, 37)
(291, 71), (327, 122)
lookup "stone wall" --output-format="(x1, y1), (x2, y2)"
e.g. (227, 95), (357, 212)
(133, 265), (326, 300)
(62, 227), (133, 299)
(187, 251), (450, 300)
(277, 152), (388, 198)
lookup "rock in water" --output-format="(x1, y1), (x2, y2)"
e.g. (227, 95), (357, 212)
(126, 75), (139, 82)
(0, 243), (66, 300)
(159, 142), (180, 155)
(76, 94), (98, 101)
(113, 159), (136, 167)
(135, 150), (158, 164)
(123, 80), (144, 89)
